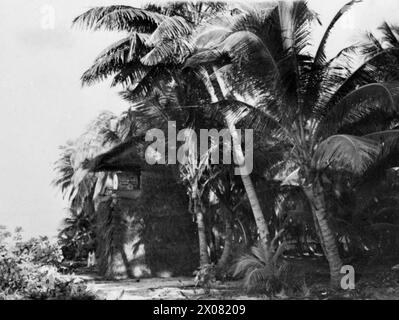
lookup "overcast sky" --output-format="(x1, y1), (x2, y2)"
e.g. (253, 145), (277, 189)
(0, 0), (398, 239)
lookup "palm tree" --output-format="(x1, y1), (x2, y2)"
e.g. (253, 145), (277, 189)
(134, 5), (273, 248)
(179, 137), (213, 266)
(54, 111), (131, 270)
(72, 2), (226, 98)
(72, 2), (233, 270)
(183, 1), (399, 287)
(53, 112), (119, 214)
(72, 1), (399, 287)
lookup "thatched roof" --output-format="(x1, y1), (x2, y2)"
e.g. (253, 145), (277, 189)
(82, 136), (177, 176)
(83, 137), (145, 173)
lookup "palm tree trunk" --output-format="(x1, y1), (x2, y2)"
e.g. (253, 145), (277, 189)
(241, 173), (270, 245)
(194, 198), (210, 266)
(217, 209), (233, 269)
(208, 67), (270, 246)
(304, 178), (343, 289)
(227, 119), (270, 246)
(119, 245), (133, 278)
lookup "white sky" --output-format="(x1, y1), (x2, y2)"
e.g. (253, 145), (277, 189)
(0, 0), (398, 239)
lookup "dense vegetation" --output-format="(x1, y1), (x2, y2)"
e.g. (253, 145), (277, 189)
(0, 227), (96, 300)
(53, 1), (399, 297)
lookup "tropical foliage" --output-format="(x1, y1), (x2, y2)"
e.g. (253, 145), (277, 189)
(51, 0), (399, 295)
(0, 228), (96, 300)
(180, 0), (399, 287)
(233, 236), (307, 296)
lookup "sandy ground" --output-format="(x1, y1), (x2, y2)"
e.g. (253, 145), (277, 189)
(85, 276), (399, 300)
(81, 276), (256, 300)
(76, 257), (399, 300)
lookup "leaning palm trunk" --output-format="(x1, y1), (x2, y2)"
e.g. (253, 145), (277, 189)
(230, 121), (270, 246)
(202, 68), (270, 246)
(303, 178), (343, 289)
(194, 197), (210, 266)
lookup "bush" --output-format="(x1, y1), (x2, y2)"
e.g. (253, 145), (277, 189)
(15, 236), (64, 267)
(194, 264), (217, 291)
(233, 235), (308, 297)
(0, 229), (96, 300)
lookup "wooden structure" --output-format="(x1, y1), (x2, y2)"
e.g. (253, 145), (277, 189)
(86, 143), (198, 279)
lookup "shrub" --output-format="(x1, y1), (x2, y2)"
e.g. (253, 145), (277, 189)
(0, 229), (96, 300)
(23, 266), (96, 300)
(15, 236), (64, 267)
(233, 234), (307, 297)
(194, 264), (217, 291)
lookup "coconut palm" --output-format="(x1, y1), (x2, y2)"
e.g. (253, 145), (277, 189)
(72, 2), (227, 98)
(136, 7), (273, 249)
(72, 1), (399, 287)
(53, 112), (119, 214)
(183, 0), (399, 287)
(72, 2), (236, 270)
(72, 1), (303, 271)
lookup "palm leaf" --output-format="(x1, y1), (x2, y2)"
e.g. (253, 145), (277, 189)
(118, 65), (175, 97)
(72, 6), (164, 33)
(184, 49), (229, 68)
(318, 82), (399, 137)
(81, 34), (149, 86)
(313, 0), (360, 67)
(141, 38), (193, 66)
(111, 61), (151, 87)
(364, 129), (399, 166)
(146, 15), (193, 46)
(380, 22), (399, 47)
(312, 134), (380, 175)
(192, 25), (232, 49)
(318, 47), (399, 117)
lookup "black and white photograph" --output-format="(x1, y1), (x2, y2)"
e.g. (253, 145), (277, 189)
(2, 0), (399, 304)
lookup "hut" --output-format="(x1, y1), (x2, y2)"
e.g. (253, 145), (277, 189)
(84, 139), (199, 279)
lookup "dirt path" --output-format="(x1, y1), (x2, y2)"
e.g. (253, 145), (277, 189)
(83, 277), (246, 300)
(77, 258), (399, 300)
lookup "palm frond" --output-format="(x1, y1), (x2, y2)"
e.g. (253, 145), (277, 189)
(312, 134), (380, 175)
(81, 34), (149, 86)
(380, 22), (399, 47)
(351, 130), (399, 194)
(361, 32), (383, 57)
(83, 137), (146, 173)
(315, 47), (399, 119)
(184, 49), (229, 68)
(72, 6), (164, 33)
(192, 25), (232, 49)
(364, 129), (399, 167)
(303, 0), (360, 112)
(318, 82), (399, 138)
(141, 38), (193, 66)
(53, 143), (76, 197)
(118, 65), (175, 98)
(220, 30), (281, 81)
(146, 15), (193, 46)
(313, 0), (360, 67)
(111, 61), (151, 87)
